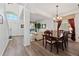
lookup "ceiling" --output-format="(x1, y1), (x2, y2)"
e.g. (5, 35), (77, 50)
(30, 13), (52, 21)
(6, 3), (79, 21)
(27, 3), (79, 21)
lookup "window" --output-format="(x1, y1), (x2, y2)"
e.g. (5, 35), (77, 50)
(6, 12), (18, 20)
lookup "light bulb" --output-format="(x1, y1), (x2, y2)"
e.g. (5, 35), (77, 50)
(59, 17), (62, 20)
(53, 17), (56, 20)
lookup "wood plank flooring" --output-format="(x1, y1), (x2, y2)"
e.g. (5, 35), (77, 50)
(3, 36), (79, 56)
(3, 36), (29, 56)
(25, 40), (79, 56)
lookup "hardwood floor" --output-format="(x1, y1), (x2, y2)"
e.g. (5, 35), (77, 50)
(25, 40), (79, 56)
(3, 36), (79, 56)
(3, 36), (29, 56)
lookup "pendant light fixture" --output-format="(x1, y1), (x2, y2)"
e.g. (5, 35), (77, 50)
(53, 5), (62, 22)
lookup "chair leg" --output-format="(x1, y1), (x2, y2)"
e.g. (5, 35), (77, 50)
(45, 42), (47, 48)
(65, 42), (67, 48)
(67, 41), (68, 47)
(65, 40), (68, 48)
(56, 42), (59, 54)
(50, 44), (52, 52)
(43, 39), (44, 46)
(62, 43), (64, 51)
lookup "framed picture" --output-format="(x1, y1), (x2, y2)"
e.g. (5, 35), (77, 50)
(42, 24), (46, 29)
(0, 15), (3, 24)
(21, 24), (24, 28)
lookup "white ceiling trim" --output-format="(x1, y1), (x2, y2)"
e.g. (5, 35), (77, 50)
(60, 8), (79, 17)
(28, 3), (78, 18)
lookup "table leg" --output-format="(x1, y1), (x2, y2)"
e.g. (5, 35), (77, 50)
(43, 39), (44, 46)
(56, 42), (59, 53)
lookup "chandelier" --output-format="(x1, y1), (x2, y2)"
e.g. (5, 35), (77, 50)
(53, 5), (62, 22)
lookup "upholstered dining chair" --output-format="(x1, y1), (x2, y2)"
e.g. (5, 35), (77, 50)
(44, 30), (52, 36)
(43, 30), (52, 46)
(58, 31), (69, 51)
(43, 30), (55, 51)
(63, 31), (69, 48)
(52, 30), (65, 52)
(44, 35), (56, 52)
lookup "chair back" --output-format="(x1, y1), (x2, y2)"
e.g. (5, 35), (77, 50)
(44, 30), (52, 36)
(44, 30), (51, 41)
(44, 35), (51, 41)
(63, 31), (68, 42)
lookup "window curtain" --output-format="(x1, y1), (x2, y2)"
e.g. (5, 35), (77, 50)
(68, 18), (75, 41)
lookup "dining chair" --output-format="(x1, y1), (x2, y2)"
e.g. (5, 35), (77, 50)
(58, 36), (65, 51)
(44, 30), (52, 36)
(63, 31), (69, 48)
(58, 31), (69, 50)
(52, 30), (65, 52)
(45, 35), (56, 52)
(42, 30), (52, 46)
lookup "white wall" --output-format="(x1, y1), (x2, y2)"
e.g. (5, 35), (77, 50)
(37, 19), (54, 32)
(19, 6), (24, 35)
(8, 20), (20, 36)
(38, 19), (69, 32)
(24, 7), (30, 46)
(6, 4), (24, 36)
(60, 19), (69, 31)
(75, 13), (79, 42)
(0, 4), (9, 55)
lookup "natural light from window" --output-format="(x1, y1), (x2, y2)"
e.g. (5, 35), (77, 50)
(6, 12), (18, 20)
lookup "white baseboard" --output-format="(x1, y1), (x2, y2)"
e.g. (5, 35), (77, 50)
(1, 39), (10, 56)
(12, 35), (24, 37)
(1, 35), (24, 56)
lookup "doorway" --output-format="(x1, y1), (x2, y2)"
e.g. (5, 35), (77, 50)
(68, 18), (75, 41)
